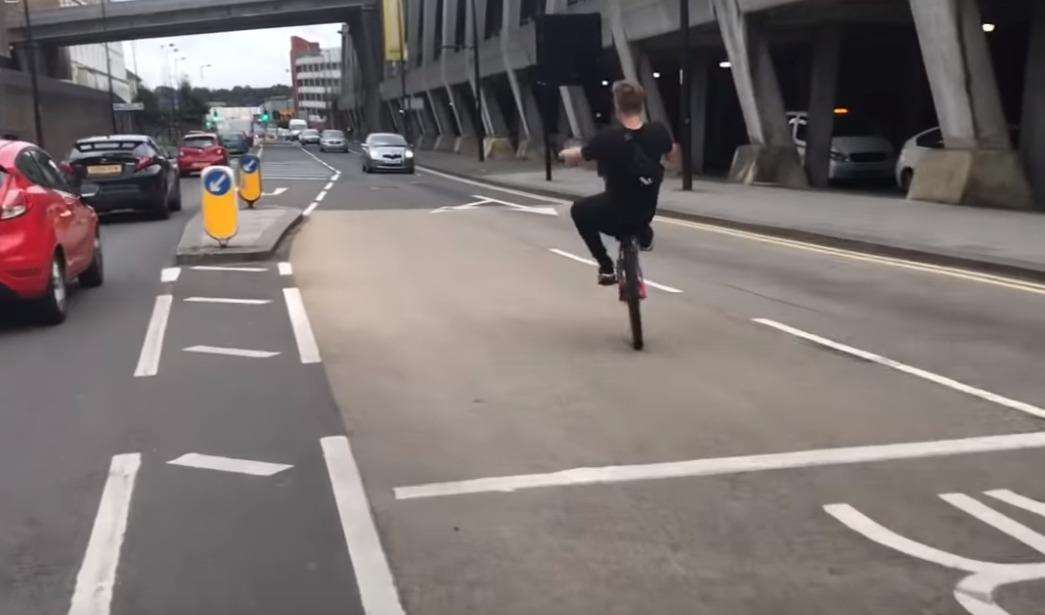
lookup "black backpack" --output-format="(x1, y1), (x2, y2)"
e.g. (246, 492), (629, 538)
(623, 131), (663, 193)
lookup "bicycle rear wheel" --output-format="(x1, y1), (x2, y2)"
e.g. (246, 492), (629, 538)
(620, 238), (644, 350)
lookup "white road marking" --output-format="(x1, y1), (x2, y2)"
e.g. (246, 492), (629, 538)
(753, 318), (1045, 420)
(303, 202), (320, 217)
(262, 187), (288, 196)
(167, 453), (292, 476)
(332, 173), (341, 181)
(316, 190), (327, 201)
(133, 295), (172, 378)
(184, 297), (271, 305)
(394, 431), (1045, 500)
(940, 493), (1045, 554)
(417, 165), (1045, 297)
(278, 262), (294, 276)
(321, 436), (406, 615)
(299, 146), (341, 174)
(262, 176), (331, 181)
(283, 288), (321, 364)
(67, 453), (141, 615)
(548, 248), (684, 294)
(183, 345), (280, 358)
(324, 182), (334, 191)
(190, 265), (268, 273)
(160, 267), (181, 283)
(984, 489), (1045, 518)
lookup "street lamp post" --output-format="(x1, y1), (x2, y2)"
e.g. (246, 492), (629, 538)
(6, 0), (45, 147)
(200, 63), (213, 84)
(470, 0), (484, 162)
(99, 0), (117, 133)
(679, 0), (693, 190)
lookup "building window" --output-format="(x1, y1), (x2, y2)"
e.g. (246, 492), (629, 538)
(455, 0), (466, 48)
(485, 0), (503, 39)
(434, 0), (445, 56)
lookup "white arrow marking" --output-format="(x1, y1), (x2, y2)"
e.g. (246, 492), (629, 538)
(183, 345), (280, 358)
(168, 453), (293, 476)
(262, 187), (288, 196)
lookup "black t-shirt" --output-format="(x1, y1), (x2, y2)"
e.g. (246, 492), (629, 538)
(581, 122), (673, 219)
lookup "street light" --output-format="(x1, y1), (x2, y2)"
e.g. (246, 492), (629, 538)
(200, 63), (213, 83)
(4, 0), (45, 147)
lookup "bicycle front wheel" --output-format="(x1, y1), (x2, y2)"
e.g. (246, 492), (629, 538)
(621, 239), (644, 350)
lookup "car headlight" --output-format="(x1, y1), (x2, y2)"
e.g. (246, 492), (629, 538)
(405, 150), (414, 159)
(829, 150), (847, 162)
(369, 150), (380, 159)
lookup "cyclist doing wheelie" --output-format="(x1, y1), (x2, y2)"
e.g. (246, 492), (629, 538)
(560, 81), (678, 285)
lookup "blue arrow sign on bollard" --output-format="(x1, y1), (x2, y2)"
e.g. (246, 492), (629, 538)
(240, 155), (260, 174)
(204, 170), (233, 197)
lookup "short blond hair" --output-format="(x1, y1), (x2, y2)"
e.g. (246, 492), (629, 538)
(612, 80), (646, 116)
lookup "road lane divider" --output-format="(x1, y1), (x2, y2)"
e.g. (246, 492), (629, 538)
(160, 267), (181, 283)
(183, 345), (280, 359)
(324, 182), (334, 191)
(133, 295), (173, 378)
(753, 318), (1045, 420)
(321, 436), (406, 615)
(394, 431), (1045, 501)
(67, 453), (141, 615)
(549, 248), (684, 294)
(316, 190), (328, 202)
(298, 146), (340, 177)
(183, 297), (272, 305)
(283, 288), (321, 364)
(190, 265), (268, 273)
(303, 202), (320, 217)
(278, 262), (294, 276)
(167, 453), (292, 476)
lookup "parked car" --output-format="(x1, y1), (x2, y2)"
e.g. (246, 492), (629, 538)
(786, 111), (895, 182)
(299, 129), (321, 146)
(0, 138), (104, 323)
(319, 129), (349, 153)
(220, 132), (251, 156)
(177, 133), (228, 176)
(895, 125), (1020, 190)
(361, 133), (415, 174)
(66, 135), (181, 219)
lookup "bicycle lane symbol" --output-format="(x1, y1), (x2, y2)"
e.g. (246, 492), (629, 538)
(825, 489), (1045, 615)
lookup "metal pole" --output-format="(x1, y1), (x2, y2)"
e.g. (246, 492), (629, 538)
(19, 0), (45, 148)
(100, 0), (117, 133)
(471, 0), (484, 162)
(679, 0), (693, 190)
(398, 0), (409, 140)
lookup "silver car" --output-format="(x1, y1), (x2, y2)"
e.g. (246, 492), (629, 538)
(299, 129), (320, 146)
(320, 129), (348, 153)
(361, 133), (415, 174)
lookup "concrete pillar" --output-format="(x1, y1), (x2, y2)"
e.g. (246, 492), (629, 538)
(636, 50), (673, 137)
(1021, 2), (1045, 208)
(711, 0), (806, 188)
(804, 26), (840, 188)
(519, 78), (545, 148)
(499, 0), (532, 152)
(689, 50), (710, 174)
(908, 0), (1032, 209)
(0, 0), (9, 63)
(560, 86), (596, 140)
(349, 8), (386, 133)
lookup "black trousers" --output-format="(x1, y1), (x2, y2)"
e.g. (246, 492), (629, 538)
(570, 192), (652, 269)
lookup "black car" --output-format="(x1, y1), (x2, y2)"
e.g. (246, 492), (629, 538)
(220, 132), (251, 156)
(65, 135), (181, 219)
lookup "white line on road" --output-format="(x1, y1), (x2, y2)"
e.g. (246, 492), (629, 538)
(278, 262), (294, 276)
(316, 190), (328, 201)
(299, 146), (341, 174)
(183, 345), (280, 359)
(67, 453), (141, 615)
(548, 248), (684, 293)
(167, 453), (293, 476)
(160, 267), (181, 283)
(184, 297), (271, 305)
(940, 493), (1045, 554)
(303, 202), (319, 217)
(417, 166), (571, 204)
(321, 436), (406, 615)
(332, 173), (341, 181)
(133, 295), (172, 378)
(394, 431), (1045, 500)
(753, 318), (1045, 420)
(324, 182), (334, 191)
(190, 265), (268, 273)
(283, 287), (321, 364)
(262, 187), (288, 197)
(985, 489), (1045, 518)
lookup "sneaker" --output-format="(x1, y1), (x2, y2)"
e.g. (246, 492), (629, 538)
(598, 263), (617, 286)
(639, 226), (654, 252)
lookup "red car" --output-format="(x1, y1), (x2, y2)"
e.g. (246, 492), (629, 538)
(177, 133), (228, 176)
(0, 139), (103, 324)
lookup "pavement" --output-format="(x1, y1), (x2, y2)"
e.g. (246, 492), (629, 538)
(5, 142), (1045, 615)
(418, 150), (1045, 278)
(174, 205), (302, 264)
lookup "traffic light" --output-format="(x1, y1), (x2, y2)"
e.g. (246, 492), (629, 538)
(261, 113), (270, 123)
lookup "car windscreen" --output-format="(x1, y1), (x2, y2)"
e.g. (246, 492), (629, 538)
(832, 116), (880, 137)
(70, 141), (150, 161)
(183, 137), (217, 149)
(322, 130), (344, 138)
(369, 135), (407, 147)
(301, 130), (319, 137)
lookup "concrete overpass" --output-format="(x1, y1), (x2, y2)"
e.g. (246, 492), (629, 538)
(4, 0), (372, 46)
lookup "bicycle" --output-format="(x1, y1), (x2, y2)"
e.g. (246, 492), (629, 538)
(616, 234), (647, 350)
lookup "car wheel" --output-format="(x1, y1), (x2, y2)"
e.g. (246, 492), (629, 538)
(169, 179), (183, 211)
(900, 168), (914, 192)
(36, 253), (68, 325)
(79, 230), (104, 288)
(153, 192), (171, 220)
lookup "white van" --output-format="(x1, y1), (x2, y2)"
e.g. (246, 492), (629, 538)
(288, 119), (307, 140)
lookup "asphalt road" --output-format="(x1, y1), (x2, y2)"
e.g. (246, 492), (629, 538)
(4, 143), (1045, 615)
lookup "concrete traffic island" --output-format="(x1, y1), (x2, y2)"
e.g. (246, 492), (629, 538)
(175, 205), (302, 264)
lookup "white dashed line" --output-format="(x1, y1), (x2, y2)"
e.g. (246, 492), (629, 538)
(548, 248), (684, 293)
(190, 265), (268, 273)
(160, 267), (181, 283)
(183, 297), (271, 305)
(67, 453), (141, 615)
(303, 202), (319, 217)
(283, 288), (321, 364)
(133, 295), (172, 378)
(167, 453), (293, 476)
(753, 318), (1045, 420)
(183, 345), (280, 359)
(278, 262), (294, 276)
(315, 190), (327, 201)
(324, 182), (334, 191)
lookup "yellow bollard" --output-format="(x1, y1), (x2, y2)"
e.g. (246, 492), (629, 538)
(238, 154), (262, 208)
(201, 166), (238, 247)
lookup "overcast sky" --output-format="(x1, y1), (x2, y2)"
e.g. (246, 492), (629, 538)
(122, 25), (343, 90)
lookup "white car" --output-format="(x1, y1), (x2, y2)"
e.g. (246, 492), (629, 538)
(896, 125), (1019, 190)
(787, 111), (895, 182)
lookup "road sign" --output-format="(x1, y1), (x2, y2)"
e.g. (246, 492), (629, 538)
(113, 102), (144, 112)
(238, 154), (262, 207)
(201, 166), (237, 246)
